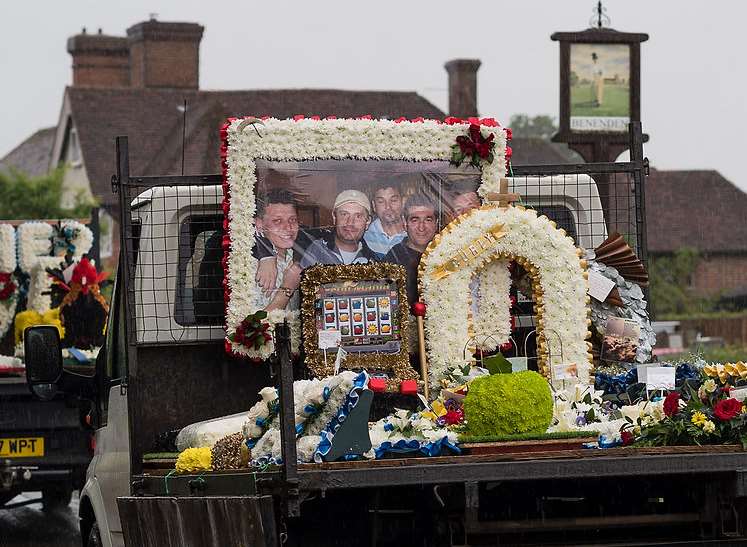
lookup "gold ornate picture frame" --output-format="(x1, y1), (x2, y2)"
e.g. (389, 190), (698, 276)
(300, 262), (417, 389)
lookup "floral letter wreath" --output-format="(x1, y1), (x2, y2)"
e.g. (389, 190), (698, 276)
(419, 204), (592, 389)
(221, 116), (510, 359)
(0, 224), (18, 339)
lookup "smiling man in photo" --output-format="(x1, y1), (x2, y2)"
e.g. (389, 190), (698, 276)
(383, 193), (438, 305)
(364, 181), (407, 259)
(300, 189), (378, 267)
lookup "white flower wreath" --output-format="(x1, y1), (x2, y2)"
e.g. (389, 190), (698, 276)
(0, 224), (18, 339)
(472, 258), (513, 351)
(223, 117), (509, 359)
(420, 205), (592, 388)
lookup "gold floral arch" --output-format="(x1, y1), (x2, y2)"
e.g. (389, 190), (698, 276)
(419, 204), (592, 388)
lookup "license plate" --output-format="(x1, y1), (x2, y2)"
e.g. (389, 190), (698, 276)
(0, 437), (44, 457)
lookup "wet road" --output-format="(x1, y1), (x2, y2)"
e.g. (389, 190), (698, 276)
(0, 492), (81, 546)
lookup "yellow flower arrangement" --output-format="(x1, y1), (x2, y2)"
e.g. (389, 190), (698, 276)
(14, 307), (64, 344)
(175, 447), (212, 473)
(703, 362), (747, 384)
(691, 411), (707, 427)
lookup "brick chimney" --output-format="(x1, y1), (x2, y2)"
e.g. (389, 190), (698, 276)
(127, 19), (204, 89)
(67, 29), (130, 88)
(444, 59), (481, 118)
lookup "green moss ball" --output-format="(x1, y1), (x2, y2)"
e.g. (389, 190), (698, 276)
(463, 371), (553, 436)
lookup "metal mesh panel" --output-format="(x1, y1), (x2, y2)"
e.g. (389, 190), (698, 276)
(508, 167), (646, 362)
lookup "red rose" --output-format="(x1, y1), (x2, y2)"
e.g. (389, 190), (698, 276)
(293, 114), (305, 121)
(394, 117), (407, 123)
(444, 116), (463, 125)
(456, 135), (476, 156)
(714, 398), (742, 421)
(411, 117), (425, 123)
(479, 117), (499, 127)
(504, 127), (513, 140)
(620, 430), (634, 446)
(663, 392), (680, 417)
(444, 409), (464, 425)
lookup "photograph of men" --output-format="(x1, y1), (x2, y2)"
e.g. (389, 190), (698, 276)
(364, 181), (406, 259)
(447, 180), (481, 221)
(254, 189), (302, 311)
(383, 193), (438, 305)
(300, 189), (378, 267)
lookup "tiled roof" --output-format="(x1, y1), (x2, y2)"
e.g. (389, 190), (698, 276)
(67, 87), (445, 206)
(509, 137), (582, 165)
(645, 169), (747, 253)
(0, 127), (56, 177)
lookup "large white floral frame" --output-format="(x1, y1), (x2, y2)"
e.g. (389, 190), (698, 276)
(419, 204), (592, 388)
(222, 117), (509, 359)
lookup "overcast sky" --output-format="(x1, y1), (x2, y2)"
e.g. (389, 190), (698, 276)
(1, 1), (745, 188)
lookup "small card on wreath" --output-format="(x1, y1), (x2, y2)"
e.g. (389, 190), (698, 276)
(588, 270), (616, 302)
(552, 362), (579, 381)
(645, 366), (675, 391)
(318, 329), (341, 349)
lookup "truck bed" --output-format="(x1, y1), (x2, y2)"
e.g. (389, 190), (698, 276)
(134, 444), (747, 497)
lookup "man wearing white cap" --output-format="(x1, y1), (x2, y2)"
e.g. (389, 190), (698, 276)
(300, 189), (378, 267)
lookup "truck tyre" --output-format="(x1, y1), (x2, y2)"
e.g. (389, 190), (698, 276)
(41, 485), (73, 511)
(87, 523), (102, 547)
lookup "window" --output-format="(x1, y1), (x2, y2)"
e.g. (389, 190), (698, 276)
(175, 214), (224, 326)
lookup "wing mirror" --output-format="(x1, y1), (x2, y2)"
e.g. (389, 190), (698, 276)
(24, 326), (63, 401)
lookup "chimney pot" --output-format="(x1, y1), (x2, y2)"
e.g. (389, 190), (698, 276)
(445, 59), (481, 118)
(67, 32), (130, 88)
(126, 20), (204, 89)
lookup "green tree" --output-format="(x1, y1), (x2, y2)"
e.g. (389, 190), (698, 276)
(0, 166), (94, 220)
(508, 114), (558, 140)
(649, 247), (714, 317)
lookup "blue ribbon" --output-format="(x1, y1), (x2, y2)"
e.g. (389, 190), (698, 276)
(313, 371), (369, 462)
(374, 436), (461, 459)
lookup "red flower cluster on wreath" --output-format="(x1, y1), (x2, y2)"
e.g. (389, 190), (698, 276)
(714, 398), (742, 421)
(0, 272), (16, 301)
(451, 123), (497, 167)
(70, 258), (108, 295)
(459, 124), (494, 158)
(231, 310), (272, 350)
(620, 430), (635, 446)
(663, 391), (680, 417)
(444, 409), (464, 426)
